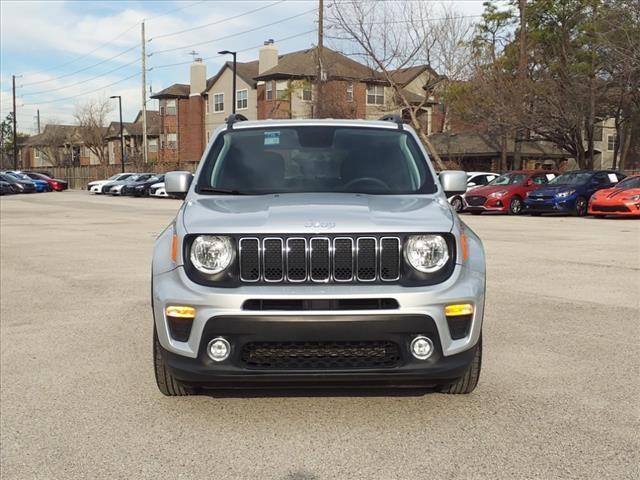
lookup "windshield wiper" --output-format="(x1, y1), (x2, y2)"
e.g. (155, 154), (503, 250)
(199, 187), (247, 195)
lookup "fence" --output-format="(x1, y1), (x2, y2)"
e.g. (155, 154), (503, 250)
(34, 163), (198, 190)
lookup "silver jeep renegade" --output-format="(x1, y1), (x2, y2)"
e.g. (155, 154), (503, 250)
(152, 116), (485, 396)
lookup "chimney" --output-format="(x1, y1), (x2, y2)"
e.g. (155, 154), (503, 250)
(190, 58), (206, 95)
(259, 39), (278, 75)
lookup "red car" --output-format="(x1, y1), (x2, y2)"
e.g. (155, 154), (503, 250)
(24, 172), (68, 191)
(464, 170), (558, 215)
(588, 174), (640, 217)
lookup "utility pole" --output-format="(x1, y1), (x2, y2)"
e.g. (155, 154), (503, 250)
(315, 0), (324, 118)
(36, 109), (41, 134)
(141, 21), (148, 164)
(12, 75), (18, 169)
(514, 0), (527, 170)
(110, 96), (125, 173)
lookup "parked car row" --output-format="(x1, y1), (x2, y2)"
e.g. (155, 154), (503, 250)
(87, 173), (171, 198)
(449, 169), (639, 218)
(0, 170), (68, 195)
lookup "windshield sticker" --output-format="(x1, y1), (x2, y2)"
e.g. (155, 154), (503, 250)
(608, 173), (618, 183)
(546, 174), (556, 180)
(264, 131), (280, 146)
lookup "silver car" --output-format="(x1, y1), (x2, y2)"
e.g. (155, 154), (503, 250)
(152, 116), (485, 396)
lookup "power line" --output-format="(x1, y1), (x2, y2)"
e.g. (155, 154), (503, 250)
(19, 22), (141, 81)
(21, 44), (139, 88)
(23, 71), (140, 106)
(22, 57), (140, 97)
(149, 29), (316, 71)
(18, 0), (206, 82)
(148, 8), (317, 56)
(145, 0), (207, 22)
(149, 0), (286, 42)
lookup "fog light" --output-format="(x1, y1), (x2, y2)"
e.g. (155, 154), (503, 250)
(410, 336), (434, 360)
(165, 305), (196, 318)
(207, 337), (231, 362)
(445, 303), (474, 317)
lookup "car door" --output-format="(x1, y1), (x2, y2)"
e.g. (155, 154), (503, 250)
(589, 172), (612, 198)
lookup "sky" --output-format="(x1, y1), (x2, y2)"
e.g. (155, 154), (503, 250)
(0, 0), (489, 134)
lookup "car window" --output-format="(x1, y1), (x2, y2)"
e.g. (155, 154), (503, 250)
(549, 172), (592, 185)
(471, 175), (488, 185)
(489, 173), (526, 186)
(198, 126), (436, 195)
(615, 176), (640, 189)
(531, 174), (549, 185)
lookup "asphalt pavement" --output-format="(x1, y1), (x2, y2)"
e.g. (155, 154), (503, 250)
(1, 191), (638, 479)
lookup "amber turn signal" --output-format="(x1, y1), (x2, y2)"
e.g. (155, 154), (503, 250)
(165, 305), (196, 319)
(171, 233), (178, 262)
(460, 231), (469, 261)
(444, 303), (474, 317)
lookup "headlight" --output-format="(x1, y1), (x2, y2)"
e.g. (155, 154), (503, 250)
(556, 189), (575, 198)
(624, 194), (640, 201)
(190, 235), (234, 274)
(405, 235), (449, 273)
(489, 190), (508, 198)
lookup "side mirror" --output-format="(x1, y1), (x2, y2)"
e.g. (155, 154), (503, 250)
(165, 171), (193, 199)
(439, 170), (467, 197)
(525, 179), (534, 186)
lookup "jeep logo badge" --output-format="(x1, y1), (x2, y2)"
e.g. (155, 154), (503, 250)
(304, 221), (335, 229)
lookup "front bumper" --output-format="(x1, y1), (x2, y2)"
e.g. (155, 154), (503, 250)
(589, 201), (640, 216)
(524, 197), (574, 213)
(152, 263), (484, 384)
(465, 197), (508, 212)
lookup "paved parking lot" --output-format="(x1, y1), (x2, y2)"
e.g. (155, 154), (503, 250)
(1, 191), (638, 479)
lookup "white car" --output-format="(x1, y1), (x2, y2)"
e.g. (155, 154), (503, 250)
(108, 184), (127, 195)
(87, 173), (135, 194)
(448, 171), (500, 212)
(149, 182), (168, 198)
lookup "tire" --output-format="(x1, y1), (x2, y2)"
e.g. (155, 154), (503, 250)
(450, 196), (464, 213)
(441, 336), (482, 394)
(508, 196), (523, 215)
(573, 196), (588, 216)
(153, 327), (194, 396)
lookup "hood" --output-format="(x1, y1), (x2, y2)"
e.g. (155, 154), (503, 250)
(466, 184), (520, 196)
(91, 179), (115, 187)
(182, 193), (454, 235)
(532, 184), (581, 195)
(593, 187), (640, 199)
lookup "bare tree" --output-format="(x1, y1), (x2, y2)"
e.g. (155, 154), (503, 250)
(74, 98), (112, 166)
(327, 0), (447, 169)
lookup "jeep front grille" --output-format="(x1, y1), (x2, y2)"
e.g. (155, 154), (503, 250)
(238, 236), (401, 283)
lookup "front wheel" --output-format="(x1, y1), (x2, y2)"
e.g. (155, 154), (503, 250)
(440, 336), (482, 394)
(450, 196), (464, 213)
(508, 196), (523, 215)
(574, 197), (588, 216)
(154, 328), (195, 396)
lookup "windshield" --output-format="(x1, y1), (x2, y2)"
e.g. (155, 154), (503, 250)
(549, 172), (592, 185)
(488, 173), (526, 186)
(615, 176), (640, 189)
(6, 172), (30, 181)
(197, 126), (435, 195)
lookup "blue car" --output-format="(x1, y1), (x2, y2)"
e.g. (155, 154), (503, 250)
(4, 171), (50, 192)
(524, 170), (626, 216)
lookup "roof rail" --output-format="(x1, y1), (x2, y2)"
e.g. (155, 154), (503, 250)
(225, 113), (248, 130)
(379, 113), (404, 130)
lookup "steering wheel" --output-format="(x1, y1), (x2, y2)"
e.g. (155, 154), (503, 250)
(343, 177), (391, 191)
